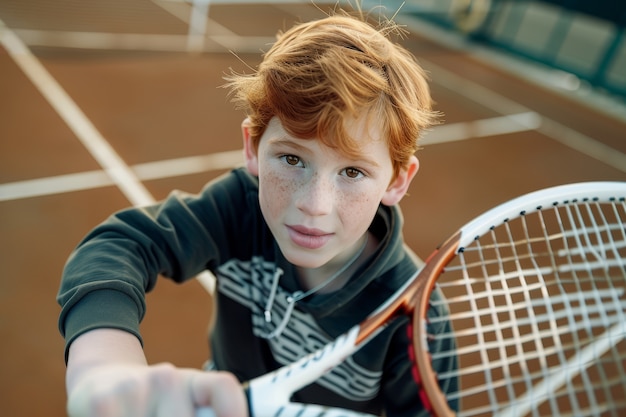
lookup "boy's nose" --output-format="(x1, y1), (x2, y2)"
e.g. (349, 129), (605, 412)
(295, 173), (334, 216)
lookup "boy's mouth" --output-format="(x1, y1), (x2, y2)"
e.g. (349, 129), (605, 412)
(287, 225), (333, 250)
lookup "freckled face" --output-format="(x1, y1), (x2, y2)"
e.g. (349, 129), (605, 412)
(252, 116), (396, 269)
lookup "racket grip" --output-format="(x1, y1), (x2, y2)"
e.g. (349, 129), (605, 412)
(195, 407), (214, 417)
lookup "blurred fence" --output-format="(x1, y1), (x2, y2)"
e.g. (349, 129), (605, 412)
(385, 0), (626, 101)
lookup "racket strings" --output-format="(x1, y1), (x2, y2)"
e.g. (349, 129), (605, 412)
(557, 200), (626, 414)
(441, 357), (626, 417)
(425, 198), (626, 417)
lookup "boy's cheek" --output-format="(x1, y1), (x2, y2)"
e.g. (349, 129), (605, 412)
(259, 173), (294, 217)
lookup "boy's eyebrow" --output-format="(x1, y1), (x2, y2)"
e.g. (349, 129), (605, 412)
(266, 136), (307, 150)
(358, 155), (381, 168)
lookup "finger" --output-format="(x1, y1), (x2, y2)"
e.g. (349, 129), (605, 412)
(150, 363), (196, 417)
(190, 371), (248, 417)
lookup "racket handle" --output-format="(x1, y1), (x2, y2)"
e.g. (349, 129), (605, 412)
(196, 407), (214, 417)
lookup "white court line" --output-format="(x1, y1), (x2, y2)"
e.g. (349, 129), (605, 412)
(0, 150), (244, 201)
(132, 149), (244, 180)
(0, 115), (537, 202)
(13, 29), (277, 54)
(0, 171), (112, 201)
(0, 20), (219, 292)
(538, 118), (626, 174)
(0, 20), (154, 207)
(420, 112), (541, 146)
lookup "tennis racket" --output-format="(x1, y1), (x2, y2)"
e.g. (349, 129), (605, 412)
(198, 181), (626, 417)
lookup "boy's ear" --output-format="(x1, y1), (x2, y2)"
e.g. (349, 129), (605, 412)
(242, 118), (259, 176)
(381, 155), (419, 206)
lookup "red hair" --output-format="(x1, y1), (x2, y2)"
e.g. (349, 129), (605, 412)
(225, 13), (439, 179)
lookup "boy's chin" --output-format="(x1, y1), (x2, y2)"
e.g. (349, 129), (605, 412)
(280, 246), (330, 270)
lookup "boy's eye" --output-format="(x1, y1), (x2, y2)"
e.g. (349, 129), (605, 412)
(343, 167), (364, 179)
(282, 155), (302, 167)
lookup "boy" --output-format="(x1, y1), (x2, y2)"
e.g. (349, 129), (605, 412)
(58, 11), (457, 417)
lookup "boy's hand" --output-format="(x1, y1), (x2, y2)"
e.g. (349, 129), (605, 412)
(66, 329), (247, 417)
(67, 363), (245, 417)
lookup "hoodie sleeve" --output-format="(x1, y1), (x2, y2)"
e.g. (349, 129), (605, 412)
(56, 169), (255, 361)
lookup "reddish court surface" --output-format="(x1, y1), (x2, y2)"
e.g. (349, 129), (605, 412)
(1, 2), (625, 416)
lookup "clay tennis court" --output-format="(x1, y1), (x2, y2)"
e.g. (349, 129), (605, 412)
(1, 1), (625, 416)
